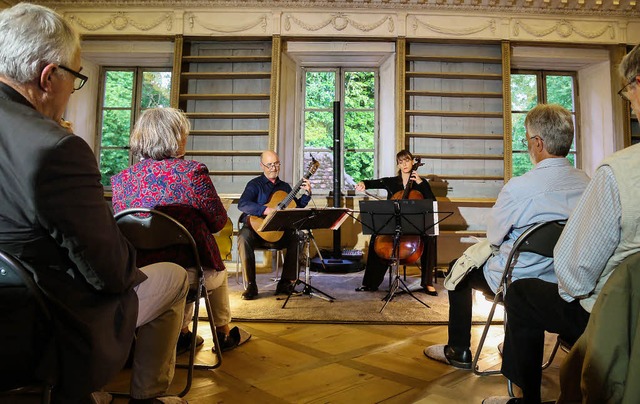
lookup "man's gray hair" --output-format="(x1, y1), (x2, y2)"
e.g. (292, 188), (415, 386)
(0, 3), (80, 84)
(525, 104), (574, 157)
(619, 43), (640, 83)
(130, 108), (191, 160)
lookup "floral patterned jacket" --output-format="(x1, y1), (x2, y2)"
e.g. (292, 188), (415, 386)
(111, 158), (228, 271)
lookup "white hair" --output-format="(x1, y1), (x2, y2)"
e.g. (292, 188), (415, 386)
(0, 3), (80, 84)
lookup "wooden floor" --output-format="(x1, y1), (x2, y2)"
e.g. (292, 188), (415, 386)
(106, 321), (565, 404)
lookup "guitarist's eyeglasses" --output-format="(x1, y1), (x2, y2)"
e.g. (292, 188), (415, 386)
(261, 161), (281, 170)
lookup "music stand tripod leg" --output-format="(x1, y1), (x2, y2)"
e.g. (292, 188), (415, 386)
(282, 230), (335, 309)
(380, 262), (431, 313)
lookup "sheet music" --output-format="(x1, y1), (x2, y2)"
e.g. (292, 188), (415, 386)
(258, 208), (351, 232)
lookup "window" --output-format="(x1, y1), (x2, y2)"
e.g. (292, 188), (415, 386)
(97, 67), (171, 187)
(511, 71), (579, 177)
(302, 68), (377, 194)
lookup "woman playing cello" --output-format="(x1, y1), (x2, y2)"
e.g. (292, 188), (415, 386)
(354, 149), (438, 295)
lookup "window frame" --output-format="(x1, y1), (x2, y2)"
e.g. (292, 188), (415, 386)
(300, 66), (379, 194)
(510, 69), (581, 177)
(95, 66), (172, 189)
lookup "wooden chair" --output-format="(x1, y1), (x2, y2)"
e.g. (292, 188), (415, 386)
(114, 208), (222, 398)
(472, 220), (566, 381)
(0, 250), (55, 404)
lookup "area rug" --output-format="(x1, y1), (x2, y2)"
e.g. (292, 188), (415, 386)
(226, 270), (502, 325)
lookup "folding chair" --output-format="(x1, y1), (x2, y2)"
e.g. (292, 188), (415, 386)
(472, 220), (566, 380)
(114, 208), (222, 398)
(0, 250), (55, 404)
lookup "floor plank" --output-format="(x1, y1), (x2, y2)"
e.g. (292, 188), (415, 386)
(101, 321), (564, 403)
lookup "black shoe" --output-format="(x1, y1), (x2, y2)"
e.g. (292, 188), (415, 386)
(176, 331), (204, 355)
(241, 283), (258, 300)
(424, 344), (472, 369)
(423, 286), (438, 296)
(355, 285), (378, 292)
(444, 345), (472, 369)
(213, 326), (252, 353)
(275, 279), (296, 295)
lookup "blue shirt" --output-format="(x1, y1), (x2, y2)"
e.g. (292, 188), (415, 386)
(483, 157), (590, 292)
(238, 174), (311, 223)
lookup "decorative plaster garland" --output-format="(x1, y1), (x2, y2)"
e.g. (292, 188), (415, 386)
(67, 11), (173, 31)
(513, 19), (615, 39)
(284, 13), (394, 32)
(186, 13), (268, 33)
(411, 16), (496, 36)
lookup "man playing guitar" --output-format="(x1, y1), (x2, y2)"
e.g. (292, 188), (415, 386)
(237, 151), (312, 300)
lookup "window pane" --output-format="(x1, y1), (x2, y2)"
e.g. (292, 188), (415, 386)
(305, 72), (336, 109)
(546, 75), (574, 111)
(141, 71), (172, 109)
(102, 110), (132, 147)
(511, 112), (527, 151)
(344, 111), (374, 149)
(304, 111), (333, 148)
(104, 71), (134, 108)
(344, 71), (375, 109)
(100, 149), (130, 187)
(512, 152), (533, 177)
(511, 74), (538, 111)
(344, 151), (374, 185)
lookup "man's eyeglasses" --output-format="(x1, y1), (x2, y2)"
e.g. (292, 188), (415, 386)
(520, 135), (542, 147)
(58, 65), (88, 91)
(618, 79), (636, 103)
(261, 161), (281, 170)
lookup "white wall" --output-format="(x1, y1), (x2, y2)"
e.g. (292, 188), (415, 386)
(578, 60), (616, 176)
(65, 58), (99, 151)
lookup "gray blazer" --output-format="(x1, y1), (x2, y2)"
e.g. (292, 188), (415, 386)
(0, 82), (146, 397)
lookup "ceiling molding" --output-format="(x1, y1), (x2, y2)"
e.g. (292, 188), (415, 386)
(18, 0), (640, 18)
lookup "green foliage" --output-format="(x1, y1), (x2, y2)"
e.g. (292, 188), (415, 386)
(546, 75), (574, 111)
(306, 71), (335, 108)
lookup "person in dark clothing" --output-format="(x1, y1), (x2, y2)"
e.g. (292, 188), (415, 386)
(355, 149), (438, 295)
(237, 151), (312, 300)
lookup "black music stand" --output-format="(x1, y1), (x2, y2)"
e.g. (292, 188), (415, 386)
(258, 207), (350, 308)
(359, 199), (436, 312)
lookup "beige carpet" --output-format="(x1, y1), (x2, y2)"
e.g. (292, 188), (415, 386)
(226, 270), (501, 325)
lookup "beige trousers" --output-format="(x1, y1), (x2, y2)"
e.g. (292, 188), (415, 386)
(132, 262), (189, 399)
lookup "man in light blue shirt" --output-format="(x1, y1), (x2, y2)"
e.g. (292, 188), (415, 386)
(424, 104), (589, 371)
(489, 43), (640, 404)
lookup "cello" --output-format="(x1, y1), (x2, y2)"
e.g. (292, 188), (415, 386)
(372, 157), (425, 265)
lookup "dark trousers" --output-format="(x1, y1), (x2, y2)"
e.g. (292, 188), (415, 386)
(362, 235), (436, 289)
(501, 278), (590, 404)
(447, 264), (494, 349)
(238, 226), (300, 285)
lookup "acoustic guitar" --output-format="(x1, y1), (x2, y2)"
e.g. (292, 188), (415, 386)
(249, 158), (320, 243)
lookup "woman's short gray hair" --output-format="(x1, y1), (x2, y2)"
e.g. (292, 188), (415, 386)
(524, 104), (574, 157)
(619, 43), (640, 83)
(0, 3), (80, 84)
(130, 108), (191, 160)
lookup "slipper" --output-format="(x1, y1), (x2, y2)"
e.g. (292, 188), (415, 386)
(213, 326), (252, 353)
(231, 326), (252, 346)
(423, 344), (472, 369)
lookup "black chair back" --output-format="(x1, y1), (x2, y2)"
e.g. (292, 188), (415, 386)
(113, 207), (221, 397)
(0, 250), (54, 403)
